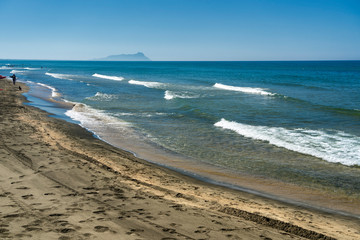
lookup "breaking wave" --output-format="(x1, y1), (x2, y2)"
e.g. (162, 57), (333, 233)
(85, 92), (118, 101)
(65, 103), (131, 138)
(213, 83), (274, 96)
(10, 70), (26, 74)
(92, 73), (124, 81)
(46, 72), (76, 80)
(164, 90), (199, 100)
(214, 118), (360, 166)
(37, 83), (61, 98)
(0, 66), (11, 69)
(24, 67), (40, 70)
(128, 80), (165, 88)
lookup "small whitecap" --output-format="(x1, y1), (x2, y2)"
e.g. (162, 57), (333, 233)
(213, 83), (274, 96)
(93, 73), (124, 81)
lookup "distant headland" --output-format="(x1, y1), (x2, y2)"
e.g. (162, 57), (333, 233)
(93, 52), (151, 61)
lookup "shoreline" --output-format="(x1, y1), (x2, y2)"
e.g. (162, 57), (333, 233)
(1, 78), (360, 239)
(25, 79), (360, 219)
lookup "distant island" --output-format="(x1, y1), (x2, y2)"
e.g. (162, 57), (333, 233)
(93, 52), (151, 61)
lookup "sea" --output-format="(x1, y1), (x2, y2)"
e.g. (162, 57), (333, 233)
(1, 60), (360, 211)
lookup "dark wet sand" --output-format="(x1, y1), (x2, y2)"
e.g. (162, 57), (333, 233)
(1, 78), (359, 239)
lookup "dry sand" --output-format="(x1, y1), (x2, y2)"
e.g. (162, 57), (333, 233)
(0, 78), (359, 239)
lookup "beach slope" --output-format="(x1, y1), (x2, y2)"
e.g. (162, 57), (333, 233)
(0, 79), (359, 239)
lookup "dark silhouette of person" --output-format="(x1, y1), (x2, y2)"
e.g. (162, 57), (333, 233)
(10, 74), (16, 85)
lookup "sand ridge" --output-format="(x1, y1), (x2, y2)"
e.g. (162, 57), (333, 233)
(0, 78), (359, 239)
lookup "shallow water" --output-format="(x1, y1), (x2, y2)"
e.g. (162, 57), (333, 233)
(1, 60), (360, 201)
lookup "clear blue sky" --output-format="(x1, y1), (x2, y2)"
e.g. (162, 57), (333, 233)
(1, 0), (359, 61)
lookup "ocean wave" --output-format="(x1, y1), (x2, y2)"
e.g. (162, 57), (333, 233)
(93, 73), (124, 81)
(164, 90), (199, 100)
(213, 83), (274, 96)
(114, 112), (172, 118)
(65, 103), (130, 135)
(1, 66), (40, 70)
(85, 92), (118, 101)
(10, 70), (26, 74)
(214, 118), (360, 166)
(46, 72), (76, 80)
(37, 83), (61, 98)
(128, 80), (164, 88)
(24, 67), (40, 70)
(0, 66), (13, 69)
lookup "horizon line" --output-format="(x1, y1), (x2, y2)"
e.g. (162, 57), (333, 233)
(1, 58), (360, 62)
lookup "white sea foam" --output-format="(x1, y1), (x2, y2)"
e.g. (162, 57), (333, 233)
(86, 92), (118, 101)
(46, 72), (76, 80)
(114, 112), (136, 116)
(0, 66), (12, 69)
(65, 103), (130, 138)
(164, 90), (198, 100)
(37, 83), (61, 98)
(213, 83), (274, 96)
(10, 70), (26, 74)
(114, 112), (170, 118)
(128, 80), (164, 88)
(93, 73), (124, 81)
(1, 66), (39, 70)
(24, 67), (40, 70)
(214, 118), (360, 166)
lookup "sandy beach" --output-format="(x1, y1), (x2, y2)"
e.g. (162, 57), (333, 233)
(0, 78), (359, 239)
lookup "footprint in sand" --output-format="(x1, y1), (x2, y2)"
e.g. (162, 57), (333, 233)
(194, 226), (209, 234)
(4, 213), (22, 218)
(58, 228), (75, 234)
(93, 210), (106, 214)
(44, 192), (55, 196)
(53, 220), (69, 227)
(86, 192), (99, 195)
(10, 181), (22, 184)
(0, 228), (9, 234)
(58, 236), (71, 240)
(0, 192), (10, 197)
(170, 204), (185, 211)
(94, 226), (109, 232)
(24, 227), (42, 232)
(126, 228), (144, 235)
(21, 194), (33, 199)
(49, 213), (64, 217)
(162, 228), (176, 234)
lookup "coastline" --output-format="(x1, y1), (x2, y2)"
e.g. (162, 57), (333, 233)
(26, 79), (360, 218)
(1, 78), (359, 239)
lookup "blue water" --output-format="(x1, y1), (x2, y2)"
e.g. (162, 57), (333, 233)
(1, 60), (360, 198)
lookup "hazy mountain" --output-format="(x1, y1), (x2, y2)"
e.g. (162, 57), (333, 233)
(93, 52), (151, 61)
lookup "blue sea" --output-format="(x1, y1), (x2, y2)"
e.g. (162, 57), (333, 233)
(1, 60), (360, 202)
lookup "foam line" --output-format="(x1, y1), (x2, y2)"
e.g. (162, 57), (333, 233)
(215, 118), (360, 166)
(46, 72), (76, 80)
(85, 92), (117, 101)
(93, 73), (124, 81)
(37, 83), (61, 98)
(128, 80), (164, 88)
(214, 83), (274, 96)
(164, 90), (198, 100)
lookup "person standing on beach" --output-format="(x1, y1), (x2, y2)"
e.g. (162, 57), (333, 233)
(10, 74), (16, 85)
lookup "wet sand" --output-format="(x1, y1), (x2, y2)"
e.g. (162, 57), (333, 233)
(0, 78), (359, 239)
